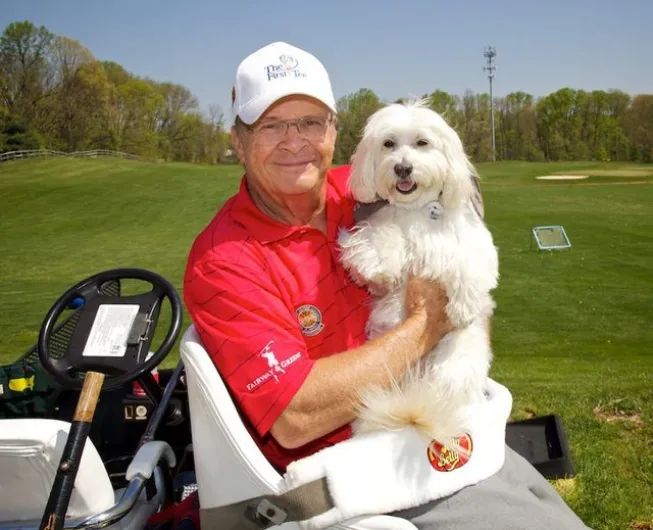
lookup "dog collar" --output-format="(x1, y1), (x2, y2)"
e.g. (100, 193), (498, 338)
(353, 198), (389, 223)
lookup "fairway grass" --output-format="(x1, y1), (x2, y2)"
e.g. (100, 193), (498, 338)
(1, 157), (652, 529)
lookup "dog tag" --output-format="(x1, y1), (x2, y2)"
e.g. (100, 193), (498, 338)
(428, 201), (443, 220)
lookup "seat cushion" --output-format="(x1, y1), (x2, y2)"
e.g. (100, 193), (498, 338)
(0, 418), (115, 522)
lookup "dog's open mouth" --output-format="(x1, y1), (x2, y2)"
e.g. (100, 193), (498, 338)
(396, 179), (417, 195)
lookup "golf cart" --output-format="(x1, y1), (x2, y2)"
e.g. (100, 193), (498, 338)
(0, 268), (575, 530)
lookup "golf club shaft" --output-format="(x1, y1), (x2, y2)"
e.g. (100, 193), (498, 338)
(39, 371), (105, 530)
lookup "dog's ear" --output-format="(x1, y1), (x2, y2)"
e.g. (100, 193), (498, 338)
(441, 144), (476, 210)
(348, 134), (379, 203)
(470, 174), (485, 219)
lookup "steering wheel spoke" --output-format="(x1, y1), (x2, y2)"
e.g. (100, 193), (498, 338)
(50, 357), (75, 376)
(77, 280), (104, 301)
(150, 281), (168, 300)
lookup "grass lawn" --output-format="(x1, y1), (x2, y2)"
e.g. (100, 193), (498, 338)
(1, 157), (652, 529)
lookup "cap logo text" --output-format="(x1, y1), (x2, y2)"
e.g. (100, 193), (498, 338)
(265, 54), (306, 81)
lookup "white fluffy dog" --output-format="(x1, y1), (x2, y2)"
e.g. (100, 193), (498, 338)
(337, 100), (499, 446)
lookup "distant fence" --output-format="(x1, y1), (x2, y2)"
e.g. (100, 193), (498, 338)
(0, 149), (142, 164)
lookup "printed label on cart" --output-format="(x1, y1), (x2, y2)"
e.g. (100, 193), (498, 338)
(82, 304), (140, 357)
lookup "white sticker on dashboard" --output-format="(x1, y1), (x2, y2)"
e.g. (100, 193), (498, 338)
(82, 304), (140, 357)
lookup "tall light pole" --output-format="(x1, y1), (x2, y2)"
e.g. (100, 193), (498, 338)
(483, 46), (496, 161)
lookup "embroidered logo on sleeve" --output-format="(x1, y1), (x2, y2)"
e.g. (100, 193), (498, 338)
(246, 340), (303, 392)
(427, 434), (473, 472)
(259, 340), (285, 382)
(296, 304), (324, 336)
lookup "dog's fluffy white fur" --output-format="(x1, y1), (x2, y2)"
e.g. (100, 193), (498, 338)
(337, 100), (499, 446)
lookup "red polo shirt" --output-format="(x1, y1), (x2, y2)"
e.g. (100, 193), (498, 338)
(183, 165), (371, 471)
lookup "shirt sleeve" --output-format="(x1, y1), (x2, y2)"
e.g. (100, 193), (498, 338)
(183, 256), (314, 438)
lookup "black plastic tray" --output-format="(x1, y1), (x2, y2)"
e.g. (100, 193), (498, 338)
(506, 414), (575, 479)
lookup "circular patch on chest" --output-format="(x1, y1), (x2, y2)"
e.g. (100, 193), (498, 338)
(296, 304), (325, 336)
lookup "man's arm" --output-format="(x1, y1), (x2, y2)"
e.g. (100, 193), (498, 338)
(270, 277), (452, 449)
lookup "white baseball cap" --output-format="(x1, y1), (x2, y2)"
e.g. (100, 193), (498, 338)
(232, 41), (337, 125)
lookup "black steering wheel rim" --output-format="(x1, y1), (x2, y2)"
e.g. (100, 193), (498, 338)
(37, 268), (182, 391)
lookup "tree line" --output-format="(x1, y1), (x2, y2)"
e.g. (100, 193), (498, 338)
(333, 88), (653, 165)
(0, 21), (231, 164)
(2, 21), (652, 165)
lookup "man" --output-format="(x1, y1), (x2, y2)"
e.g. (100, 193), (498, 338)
(183, 41), (591, 529)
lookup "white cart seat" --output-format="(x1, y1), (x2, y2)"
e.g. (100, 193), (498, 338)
(180, 324), (417, 530)
(0, 418), (172, 530)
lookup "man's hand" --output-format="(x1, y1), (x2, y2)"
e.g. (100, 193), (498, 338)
(404, 276), (454, 350)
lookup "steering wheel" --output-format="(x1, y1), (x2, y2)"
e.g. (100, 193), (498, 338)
(38, 268), (183, 392)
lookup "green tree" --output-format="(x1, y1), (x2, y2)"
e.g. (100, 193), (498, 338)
(0, 21), (54, 121)
(624, 95), (653, 162)
(334, 88), (383, 164)
(497, 91), (543, 161)
(428, 90), (461, 129)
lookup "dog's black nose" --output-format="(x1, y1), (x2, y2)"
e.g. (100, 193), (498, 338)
(394, 163), (413, 178)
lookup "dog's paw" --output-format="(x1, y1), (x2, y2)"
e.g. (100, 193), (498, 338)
(337, 225), (403, 286)
(349, 268), (393, 295)
(337, 228), (368, 275)
(337, 227), (355, 253)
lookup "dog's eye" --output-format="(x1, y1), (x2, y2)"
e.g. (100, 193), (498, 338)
(416, 139), (429, 147)
(383, 140), (395, 148)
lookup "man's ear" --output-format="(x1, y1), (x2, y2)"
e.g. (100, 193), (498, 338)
(231, 126), (245, 162)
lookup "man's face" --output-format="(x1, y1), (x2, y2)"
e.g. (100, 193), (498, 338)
(231, 95), (337, 198)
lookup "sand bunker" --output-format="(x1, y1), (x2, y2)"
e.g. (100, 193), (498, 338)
(567, 169), (653, 177)
(535, 175), (590, 180)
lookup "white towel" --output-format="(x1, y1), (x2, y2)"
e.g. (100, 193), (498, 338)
(283, 378), (513, 530)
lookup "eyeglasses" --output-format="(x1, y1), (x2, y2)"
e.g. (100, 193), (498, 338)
(244, 115), (334, 145)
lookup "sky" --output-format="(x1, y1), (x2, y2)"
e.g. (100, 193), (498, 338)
(1, 0), (651, 121)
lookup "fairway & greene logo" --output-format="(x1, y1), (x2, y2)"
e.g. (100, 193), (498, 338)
(246, 340), (302, 392)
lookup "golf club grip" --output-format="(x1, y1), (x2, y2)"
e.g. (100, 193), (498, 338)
(73, 371), (105, 422)
(38, 372), (105, 530)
